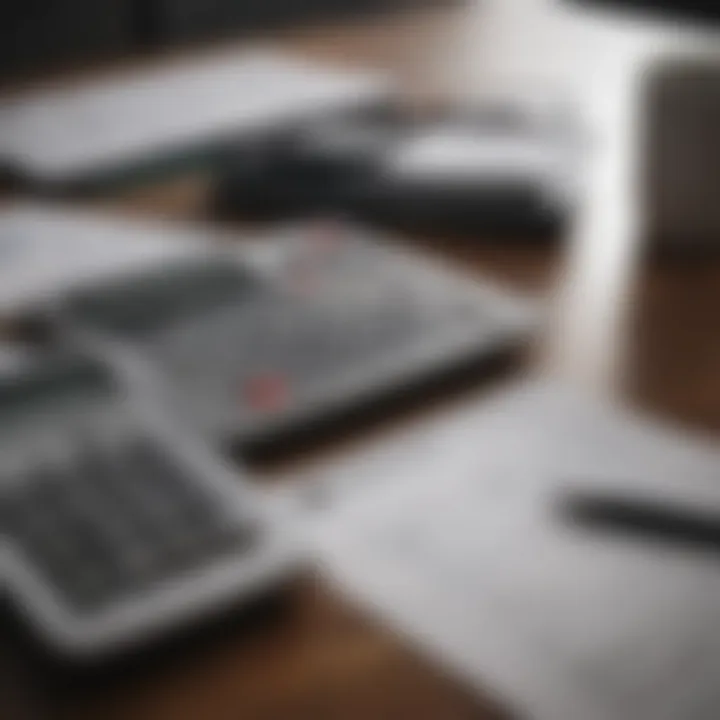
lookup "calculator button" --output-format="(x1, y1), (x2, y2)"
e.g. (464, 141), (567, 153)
(242, 373), (291, 413)
(2, 431), (258, 614)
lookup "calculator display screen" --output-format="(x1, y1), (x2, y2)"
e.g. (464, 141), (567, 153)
(66, 259), (262, 336)
(0, 358), (112, 424)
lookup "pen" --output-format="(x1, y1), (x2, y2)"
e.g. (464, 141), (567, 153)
(561, 492), (720, 554)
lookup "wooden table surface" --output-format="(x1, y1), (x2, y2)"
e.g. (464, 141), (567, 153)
(2, 5), (720, 720)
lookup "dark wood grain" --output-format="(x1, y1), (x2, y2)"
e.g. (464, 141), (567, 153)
(47, 578), (504, 720)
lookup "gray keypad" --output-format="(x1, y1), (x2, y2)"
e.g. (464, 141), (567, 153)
(1, 438), (254, 612)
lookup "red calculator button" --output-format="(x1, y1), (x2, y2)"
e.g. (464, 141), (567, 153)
(242, 373), (291, 413)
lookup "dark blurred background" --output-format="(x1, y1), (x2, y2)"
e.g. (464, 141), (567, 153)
(0, 0), (439, 79)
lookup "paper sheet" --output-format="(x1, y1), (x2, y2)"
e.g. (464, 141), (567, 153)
(310, 380), (720, 720)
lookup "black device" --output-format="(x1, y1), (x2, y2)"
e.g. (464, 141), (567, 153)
(212, 109), (408, 220)
(0, 351), (299, 659)
(213, 105), (578, 236)
(56, 221), (537, 455)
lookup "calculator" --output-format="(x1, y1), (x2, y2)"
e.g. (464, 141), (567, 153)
(57, 221), (538, 451)
(0, 353), (300, 659)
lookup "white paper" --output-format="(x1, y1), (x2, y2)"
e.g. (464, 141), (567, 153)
(0, 50), (390, 179)
(310, 380), (720, 720)
(0, 204), (208, 314)
(389, 131), (565, 183)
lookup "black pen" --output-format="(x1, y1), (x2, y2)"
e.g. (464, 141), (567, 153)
(560, 491), (720, 554)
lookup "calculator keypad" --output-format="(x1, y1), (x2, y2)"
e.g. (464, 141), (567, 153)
(149, 234), (490, 427)
(1, 438), (254, 613)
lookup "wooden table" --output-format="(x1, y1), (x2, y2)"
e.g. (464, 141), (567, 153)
(2, 5), (720, 719)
